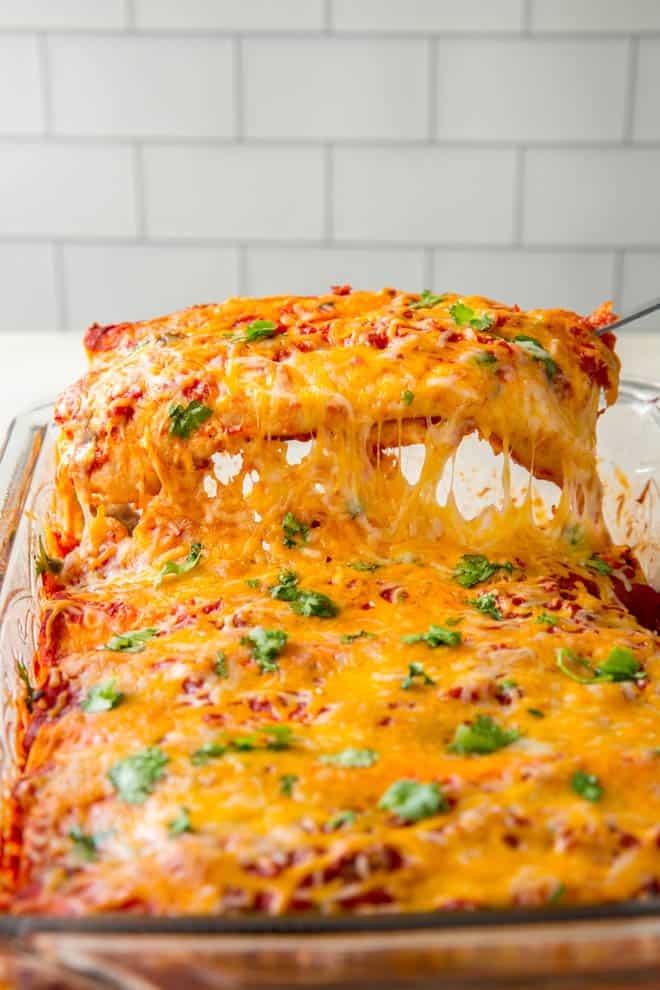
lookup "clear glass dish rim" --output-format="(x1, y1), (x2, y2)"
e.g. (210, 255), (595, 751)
(0, 380), (658, 937)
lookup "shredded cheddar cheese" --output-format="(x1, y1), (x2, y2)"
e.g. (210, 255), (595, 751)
(3, 288), (659, 916)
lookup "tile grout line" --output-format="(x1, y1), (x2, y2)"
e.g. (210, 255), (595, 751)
(36, 33), (53, 134)
(427, 37), (437, 142)
(521, 0), (533, 35)
(234, 36), (244, 140)
(124, 0), (136, 30)
(323, 0), (332, 33)
(622, 37), (640, 144)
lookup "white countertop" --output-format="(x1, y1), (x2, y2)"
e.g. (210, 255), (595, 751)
(0, 330), (658, 444)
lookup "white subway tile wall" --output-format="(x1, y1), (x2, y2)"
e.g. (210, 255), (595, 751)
(0, 0), (658, 332)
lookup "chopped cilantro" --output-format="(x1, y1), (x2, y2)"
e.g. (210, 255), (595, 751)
(104, 627), (159, 653)
(262, 725), (293, 750)
(402, 624), (462, 648)
(280, 773), (298, 797)
(282, 512), (310, 549)
(241, 627), (288, 673)
(290, 589), (339, 618)
(214, 651), (228, 678)
(584, 554), (611, 576)
(17, 661), (37, 713)
(467, 590), (502, 620)
(190, 742), (227, 766)
(168, 806), (191, 836)
(230, 734), (257, 751)
(498, 678), (518, 695)
(108, 747), (168, 804)
(449, 302), (495, 331)
(378, 779), (447, 822)
(401, 389), (414, 406)
(328, 809), (356, 830)
(81, 678), (124, 714)
(269, 569), (301, 601)
(245, 578), (261, 589)
(35, 535), (63, 578)
(69, 826), (99, 861)
(514, 335), (557, 380)
(527, 708), (545, 719)
(168, 400), (213, 440)
(347, 560), (382, 572)
(474, 351), (497, 367)
(571, 769), (603, 803)
(453, 554), (512, 588)
(549, 883), (566, 904)
(154, 542), (203, 587)
(536, 612), (557, 626)
(557, 647), (645, 685)
(409, 289), (446, 310)
(341, 630), (376, 643)
(230, 319), (279, 344)
(321, 748), (378, 768)
(448, 714), (520, 755)
(401, 661), (436, 690)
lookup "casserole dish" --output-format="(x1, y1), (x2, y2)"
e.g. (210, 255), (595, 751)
(0, 378), (658, 988)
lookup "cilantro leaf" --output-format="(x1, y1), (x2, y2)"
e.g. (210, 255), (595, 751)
(409, 289), (446, 310)
(347, 560), (382, 572)
(104, 627), (159, 653)
(513, 335), (557, 380)
(328, 809), (356, 830)
(378, 779), (448, 822)
(35, 535), (63, 578)
(448, 714), (520, 755)
(557, 646), (645, 685)
(571, 769), (603, 803)
(168, 400), (213, 440)
(230, 319), (279, 344)
(168, 806), (191, 836)
(282, 512), (310, 549)
(262, 725), (293, 750)
(190, 742), (227, 765)
(269, 569), (300, 601)
(245, 578), (261, 589)
(467, 590), (502, 620)
(453, 554), (512, 589)
(154, 542), (203, 588)
(449, 302), (495, 331)
(341, 630), (375, 643)
(108, 747), (168, 804)
(17, 661), (38, 714)
(280, 773), (298, 797)
(474, 351), (497, 367)
(214, 651), (228, 677)
(290, 589), (339, 618)
(81, 678), (124, 714)
(69, 826), (99, 862)
(536, 612), (557, 626)
(402, 624), (462, 648)
(241, 627), (288, 673)
(584, 554), (611, 576)
(527, 708), (545, 718)
(321, 748), (378, 768)
(401, 661), (435, 690)
(401, 389), (414, 406)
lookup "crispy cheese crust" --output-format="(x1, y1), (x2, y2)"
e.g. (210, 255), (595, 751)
(4, 288), (660, 916)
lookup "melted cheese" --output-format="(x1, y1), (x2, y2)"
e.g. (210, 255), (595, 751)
(5, 288), (660, 916)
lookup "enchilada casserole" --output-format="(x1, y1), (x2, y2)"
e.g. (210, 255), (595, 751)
(3, 287), (659, 915)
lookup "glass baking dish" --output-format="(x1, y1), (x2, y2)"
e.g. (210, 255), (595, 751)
(0, 382), (658, 990)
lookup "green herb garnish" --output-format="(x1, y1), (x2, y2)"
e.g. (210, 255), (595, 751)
(378, 779), (448, 822)
(245, 578), (261, 589)
(467, 590), (502, 620)
(402, 624), (462, 648)
(409, 289), (446, 310)
(35, 535), (63, 577)
(449, 302), (495, 331)
(154, 542), (203, 587)
(214, 651), (228, 678)
(69, 826), (99, 861)
(448, 714), (520, 755)
(474, 352), (497, 367)
(230, 319), (279, 344)
(401, 661), (436, 690)
(263, 725), (293, 750)
(190, 742), (227, 766)
(168, 806), (192, 836)
(453, 554), (512, 588)
(282, 512), (310, 549)
(168, 400), (213, 440)
(401, 389), (414, 406)
(269, 569), (301, 601)
(571, 769), (603, 803)
(108, 747), (169, 804)
(104, 627), (159, 653)
(536, 612), (557, 626)
(514, 335), (557, 380)
(81, 678), (124, 714)
(340, 630), (376, 643)
(280, 773), (298, 797)
(328, 809), (356, 829)
(557, 647), (645, 685)
(17, 661), (37, 713)
(584, 554), (611, 576)
(321, 748), (378, 768)
(290, 589), (339, 618)
(241, 627), (288, 673)
(347, 560), (382, 572)
(527, 708), (545, 719)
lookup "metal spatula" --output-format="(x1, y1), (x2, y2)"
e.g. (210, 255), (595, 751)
(595, 295), (660, 336)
